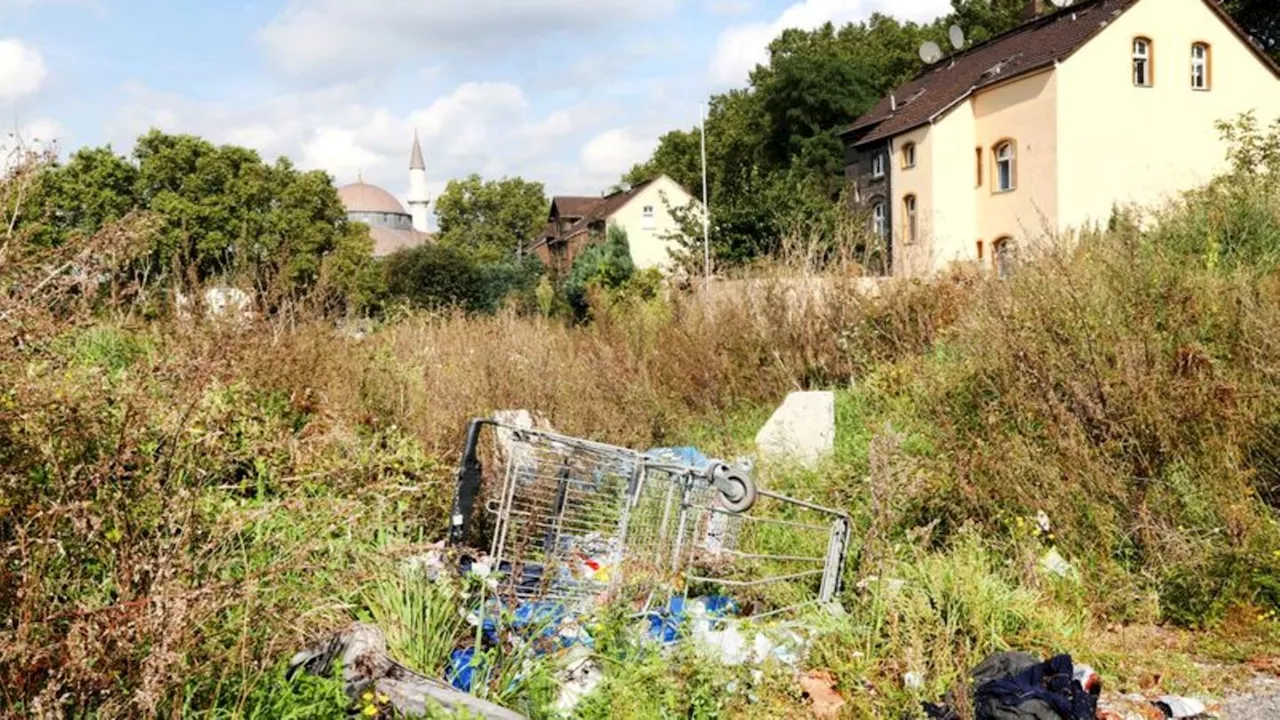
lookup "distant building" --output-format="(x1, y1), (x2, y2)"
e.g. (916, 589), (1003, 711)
(842, 0), (1280, 279)
(529, 175), (699, 275)
(337, 133), (434, 257)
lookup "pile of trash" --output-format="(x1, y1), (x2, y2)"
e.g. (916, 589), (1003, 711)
(290, 546), (819, 719)
(921, 651), (1215, 720)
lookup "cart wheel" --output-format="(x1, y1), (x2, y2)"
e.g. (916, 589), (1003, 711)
(718, 471), (757, 514)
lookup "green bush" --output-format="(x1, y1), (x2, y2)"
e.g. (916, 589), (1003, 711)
(564, 224), (635, 318)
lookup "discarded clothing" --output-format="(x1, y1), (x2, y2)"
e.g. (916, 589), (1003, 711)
(924, 652), (1099, 720)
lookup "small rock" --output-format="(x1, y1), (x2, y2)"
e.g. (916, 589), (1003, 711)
(755, 391), (835, 468)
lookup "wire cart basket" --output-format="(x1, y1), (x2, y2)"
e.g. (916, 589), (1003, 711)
(448, 418), (851, 619)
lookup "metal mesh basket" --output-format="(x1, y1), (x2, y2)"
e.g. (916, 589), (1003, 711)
(448, 419), (849, 617)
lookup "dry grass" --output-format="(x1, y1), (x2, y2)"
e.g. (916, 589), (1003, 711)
(4, 145), (1280, 717)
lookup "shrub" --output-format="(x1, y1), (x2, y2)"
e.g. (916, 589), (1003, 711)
(564, 224), (636, 318)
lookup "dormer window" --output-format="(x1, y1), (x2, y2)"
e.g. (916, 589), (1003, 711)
(1133, 38), (1153, 87)
(871, 153), (885, 179)
(1191, 43), (1211, 90)
(902, 142), (917, 169)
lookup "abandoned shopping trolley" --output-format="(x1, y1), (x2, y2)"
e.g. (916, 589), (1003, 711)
(448, 418), (850, 618)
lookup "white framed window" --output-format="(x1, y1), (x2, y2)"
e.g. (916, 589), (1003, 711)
(993, 237), (1014, 279)
(994, 141), (1017, 193)
(871, 153), (885, 179)
(902, 142), (916, 169)
(871, 200), (886, 238)
(1191, 43), (1210, 90)
(903, 195), (917, 244)
(1133, 38), (1153, 87)
(642, 205), (655, 230)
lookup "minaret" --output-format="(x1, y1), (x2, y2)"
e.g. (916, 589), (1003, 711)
(408, 130), (430, 233)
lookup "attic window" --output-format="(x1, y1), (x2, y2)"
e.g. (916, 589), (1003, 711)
(1133, 37), (1153, 87)
(902, 142), (917, 169)
(871, 153), (885, 179)
(643, 205), (655, 230)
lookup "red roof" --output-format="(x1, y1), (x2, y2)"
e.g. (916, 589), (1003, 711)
(845, 0), (1280, 146)
(550, 196), (604, 219)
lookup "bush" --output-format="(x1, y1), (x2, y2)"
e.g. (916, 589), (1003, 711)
(564, 224), (636, 318)
(382, 244), (545, 314)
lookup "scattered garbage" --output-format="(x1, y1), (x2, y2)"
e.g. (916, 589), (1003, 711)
(799, 670), (847, 719)
(292, 418), (855, 718)
(447, 418), (851, 616)
(904, 671), (926, 690)
(924, 651), (1100, 720)
(1041, 547), (1076, 579)
(1153, 695), (1207, 718)
(289, 623), (525, 720)
(554, 646), (604, 714)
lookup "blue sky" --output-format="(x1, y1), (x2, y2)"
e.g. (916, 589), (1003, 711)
(1, 0), (951, 213)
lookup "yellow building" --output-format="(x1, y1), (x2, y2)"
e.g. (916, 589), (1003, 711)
(841, 0), (1280, 278)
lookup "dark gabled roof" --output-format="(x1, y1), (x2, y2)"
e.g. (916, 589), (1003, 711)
(847, 0), (1140, 145)
(561, 179), (658, 240)
(846, 0), (1280, 147)
(550, 196), (604, 219)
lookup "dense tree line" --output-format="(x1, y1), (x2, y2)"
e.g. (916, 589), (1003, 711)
(20, 130), (380, 311)
(627, 0), (1279, 270)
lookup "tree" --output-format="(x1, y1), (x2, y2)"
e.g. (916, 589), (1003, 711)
(1223, 0), (1280, 62)
(947, 0), (1034, 45)
(382, 244), (484, 311)
(20, 130), (379, 312)
(563, 224), (635, 318)
(434, 175), (548, 264)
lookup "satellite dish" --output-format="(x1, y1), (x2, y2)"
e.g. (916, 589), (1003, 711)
(949, 25), (967, 50)
(918, 41), (944, 64)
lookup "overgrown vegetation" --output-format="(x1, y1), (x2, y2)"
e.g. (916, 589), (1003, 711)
(5, 121), (1280, 717)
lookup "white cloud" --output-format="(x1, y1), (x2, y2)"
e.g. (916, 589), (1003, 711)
(260, 0), (679, 80)
(708, 0), (952, 85)
(580, 128), (657, 180)
(0, 38), (48, 106)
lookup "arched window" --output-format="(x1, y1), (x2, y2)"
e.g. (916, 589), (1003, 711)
(1191, 43), (1211, 90)
(871, 200), (886, 238)
(994, 141), (1017, 192)
(1133, 37), (1153, 87)
(903, 195), (918, 244)
(902, 142), (917, 169)
(993, 236), (1014, 279)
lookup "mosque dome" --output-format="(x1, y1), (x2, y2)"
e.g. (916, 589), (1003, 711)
(337, 176), (433, 257)
(338, 181), (409, 216)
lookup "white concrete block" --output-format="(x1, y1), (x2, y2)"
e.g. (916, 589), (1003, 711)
(754, 391), (835, 468)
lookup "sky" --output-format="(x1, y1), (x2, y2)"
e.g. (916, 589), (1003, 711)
(1, 0), (952, 218)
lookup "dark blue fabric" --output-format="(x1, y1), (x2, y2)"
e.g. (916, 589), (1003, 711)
(973, 654), (1097, 720)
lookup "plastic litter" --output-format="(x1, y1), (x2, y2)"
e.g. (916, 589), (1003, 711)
(1041, 548), (1075, 579)
(904, 671), (925, 690)
(1154, 695), (1207, 718)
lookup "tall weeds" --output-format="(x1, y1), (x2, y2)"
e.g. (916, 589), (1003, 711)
(5, 140), (1280, 716)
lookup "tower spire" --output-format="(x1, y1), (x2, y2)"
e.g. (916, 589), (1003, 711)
(410, 129), (426, 171)
(407, 129), (430, 233)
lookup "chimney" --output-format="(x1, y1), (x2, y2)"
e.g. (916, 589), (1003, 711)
(1023, 0), (1048, 22)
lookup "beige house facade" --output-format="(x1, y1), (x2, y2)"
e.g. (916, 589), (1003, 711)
(529, 175), (699, 275)
(842, 0), (1280, 279)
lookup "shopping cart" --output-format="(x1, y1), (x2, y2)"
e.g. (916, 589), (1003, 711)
(448, 418), (850, 618)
